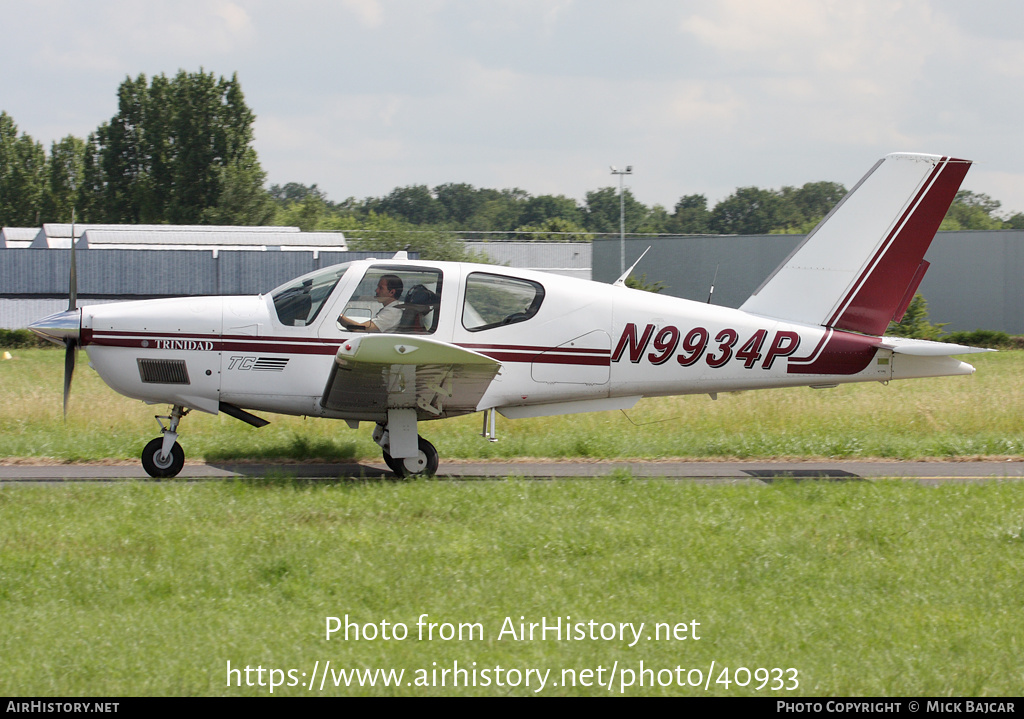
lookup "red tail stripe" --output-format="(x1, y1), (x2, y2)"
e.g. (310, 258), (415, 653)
(828, 157), (970, 335)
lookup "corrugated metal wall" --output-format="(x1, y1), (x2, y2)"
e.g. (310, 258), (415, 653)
(0, 250), (385, 327)
(1, 245), (589, 327)
(593, 231), (1024, 334)
(0, 250), (384, 298)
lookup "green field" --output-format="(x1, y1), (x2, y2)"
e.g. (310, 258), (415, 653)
(1, 348), (1022, 462)
(2, 479), (1024, 696)
(2, 349), (1023, 696)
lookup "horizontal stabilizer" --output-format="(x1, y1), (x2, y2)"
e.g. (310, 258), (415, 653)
(740, 153), (971, 335)
(878, 337), (995, 356)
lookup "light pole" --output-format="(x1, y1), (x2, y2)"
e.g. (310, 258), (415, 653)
(610, 165), (633, 275)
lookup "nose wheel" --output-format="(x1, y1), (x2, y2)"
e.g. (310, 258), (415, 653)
(141, 405), (189, 478)
(141, 437), (185, 478)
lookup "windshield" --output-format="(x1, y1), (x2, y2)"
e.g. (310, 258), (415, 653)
(271, 262), (352, 327)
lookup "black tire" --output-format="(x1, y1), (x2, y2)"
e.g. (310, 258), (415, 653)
(381, 451), (403, 475)
(383, 436), (439, 477)
(141, 437), (185, 478)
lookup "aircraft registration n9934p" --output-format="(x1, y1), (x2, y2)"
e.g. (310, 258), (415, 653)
(30, 152), (991, 478)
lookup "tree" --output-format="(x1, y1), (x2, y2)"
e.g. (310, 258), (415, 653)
(779, 181), (847, 231)
(513, 217), (593, 242)
(886, 294), (946, 340)
(201, 158), (276, 226)
(434, 182), (484, 225)
(636, 204), (672, 234)
(709, 186), (782, 234)
(624, 273), (666, 293)
(940, 191), (1005, 230)
(41, 135), (86, 223)
(99, 73), (153, 222)
(269, 182), (328, 204)
(84, 70), (272, 225)
(584, 187), (648, 234)
(1005, 213), (1024, 230)
(75, 132), (106, 222)
(367, 185), (444, 225)
(669, 194), (711, 234)
(519, 194), (584, 227)
(461, 188), (528, 233)
(167, 71), (265, 224)
(0, 112), (47, 226)
(340, 212), (476, 261)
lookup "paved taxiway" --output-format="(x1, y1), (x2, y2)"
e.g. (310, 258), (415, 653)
(2, 460), (1023, 485)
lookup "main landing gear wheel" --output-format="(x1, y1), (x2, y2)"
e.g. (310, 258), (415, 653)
(141, 437), (185, 478)
(383, 436), (439, 478)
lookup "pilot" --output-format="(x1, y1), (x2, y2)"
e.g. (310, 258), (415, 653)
(338, 274), (404, 332)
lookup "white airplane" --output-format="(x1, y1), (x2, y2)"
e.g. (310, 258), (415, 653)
(30, 153), (989, 478)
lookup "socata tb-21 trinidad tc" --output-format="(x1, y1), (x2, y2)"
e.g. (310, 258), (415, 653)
(30, 152), (989, 478)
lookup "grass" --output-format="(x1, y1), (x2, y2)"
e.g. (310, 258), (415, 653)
(2, 478), (1024, 696)
(3, 349), (1024, 696)
(1, 349), (1022, 462)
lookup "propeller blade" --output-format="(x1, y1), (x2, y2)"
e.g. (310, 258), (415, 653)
(68, 210), (77, 312)
(63, 210), (79, 418)
(63, 338), (77, 418)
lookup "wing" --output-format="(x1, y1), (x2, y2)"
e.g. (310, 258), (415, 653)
(320, 335), (502, 422)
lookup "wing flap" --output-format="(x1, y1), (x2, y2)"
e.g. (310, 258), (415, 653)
(320, 335), (501, 421)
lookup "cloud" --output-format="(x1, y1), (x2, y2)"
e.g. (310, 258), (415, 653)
(9, 0), (1024, 212)
(340, 0), (384, 28)
(32, 1), (258, 74)
(134, 1), (257, 55)
(670, 2), (980, 153)
(680, 0), (833, 56)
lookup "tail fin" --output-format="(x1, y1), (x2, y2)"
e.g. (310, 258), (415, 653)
(739, 153), (971, 335)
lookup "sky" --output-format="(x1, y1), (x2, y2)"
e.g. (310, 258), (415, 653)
(4, 0), (1024, 214)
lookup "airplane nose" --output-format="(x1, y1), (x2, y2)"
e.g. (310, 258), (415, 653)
(28, 309), (81, 345)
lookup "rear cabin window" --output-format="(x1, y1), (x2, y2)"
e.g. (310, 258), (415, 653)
(462, 272), (545, 332)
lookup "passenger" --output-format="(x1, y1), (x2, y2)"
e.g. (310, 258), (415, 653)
(338, 274), (404, 332)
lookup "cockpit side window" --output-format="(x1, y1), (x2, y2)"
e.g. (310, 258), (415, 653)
(462, 272), (545, 332)
(272, 264), (351, 327)
(337, 266), (443, 334)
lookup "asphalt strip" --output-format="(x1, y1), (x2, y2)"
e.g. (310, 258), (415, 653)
(2, 460), (1023, 484)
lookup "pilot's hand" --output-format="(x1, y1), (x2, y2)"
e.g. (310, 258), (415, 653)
(338, 315), (367, 332)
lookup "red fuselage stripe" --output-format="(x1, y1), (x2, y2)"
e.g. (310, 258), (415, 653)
(84, 331), (612, 366)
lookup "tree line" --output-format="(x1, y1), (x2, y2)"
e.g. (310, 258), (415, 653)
(270, 179), (855, 239)
(272, 178), (1024, 239)
(4, 71), (1023, 246)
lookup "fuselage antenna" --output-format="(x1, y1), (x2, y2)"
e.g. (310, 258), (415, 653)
(706, 264), (719, 304)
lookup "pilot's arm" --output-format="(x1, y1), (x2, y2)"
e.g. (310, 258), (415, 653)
(338, 304), (402, 333)
(337, 314), (383, 332)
